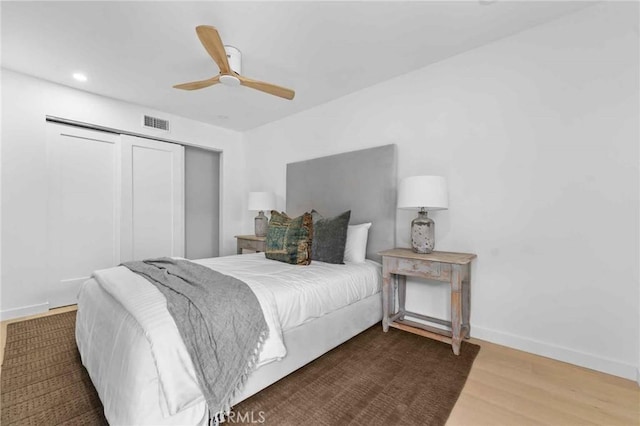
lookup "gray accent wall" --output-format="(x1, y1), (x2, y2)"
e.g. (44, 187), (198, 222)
(185, 146), (220, 259)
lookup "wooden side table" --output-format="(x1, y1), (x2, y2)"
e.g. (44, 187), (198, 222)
(235, 235), (266, 254)
(379, 248), (477, 355)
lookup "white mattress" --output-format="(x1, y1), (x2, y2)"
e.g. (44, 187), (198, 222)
(77, 254), (382, 425)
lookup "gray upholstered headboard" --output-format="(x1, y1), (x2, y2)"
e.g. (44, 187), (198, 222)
(286, 144), (397, 263)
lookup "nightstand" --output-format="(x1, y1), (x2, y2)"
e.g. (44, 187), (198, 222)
(235, 235), (266, 254)
(379, 248), (477, 355)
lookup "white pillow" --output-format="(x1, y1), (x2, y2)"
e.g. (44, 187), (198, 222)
(344, 223), (372, 263)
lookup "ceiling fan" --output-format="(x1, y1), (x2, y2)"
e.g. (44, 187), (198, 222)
(173, 25), (295, 100)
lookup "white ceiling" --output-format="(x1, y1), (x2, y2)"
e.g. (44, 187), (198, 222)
(1, 1), (592, 131)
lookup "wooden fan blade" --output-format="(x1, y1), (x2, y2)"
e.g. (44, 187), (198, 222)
(237, 75), (295, 100)
(196, 25), (231, 74)
(173, 75), (220, 90)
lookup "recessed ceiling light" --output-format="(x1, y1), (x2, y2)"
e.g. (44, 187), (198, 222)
(73, 72), (87, 82)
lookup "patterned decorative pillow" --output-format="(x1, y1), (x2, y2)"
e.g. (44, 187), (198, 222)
(310, 210), (351, 264)
(265, 211), (313, 265)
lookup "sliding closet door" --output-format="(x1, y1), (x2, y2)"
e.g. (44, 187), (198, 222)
(185, 146), (220, 259)
(120, 135), (185, 262)
(47, 123), (120, 308)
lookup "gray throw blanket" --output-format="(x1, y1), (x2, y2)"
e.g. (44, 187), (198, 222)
(122, 258), (268, 423)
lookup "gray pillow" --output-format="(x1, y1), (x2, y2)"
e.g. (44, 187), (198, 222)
(311, 210), (351, 264)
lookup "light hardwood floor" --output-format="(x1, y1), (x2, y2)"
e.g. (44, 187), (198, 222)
(1, 307), (638, 425)
(448, 338), (639, 425)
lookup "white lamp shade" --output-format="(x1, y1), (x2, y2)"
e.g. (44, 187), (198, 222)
(248, 191), (275, 211)
(397, 176), (448, 211)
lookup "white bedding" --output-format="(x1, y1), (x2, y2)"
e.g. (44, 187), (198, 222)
(195, 253), (382, 331)
(80, 253), (382, 421)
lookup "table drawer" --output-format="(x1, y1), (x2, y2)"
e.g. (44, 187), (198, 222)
(389, 257), (450, 281)
(239, 239), (265, 252)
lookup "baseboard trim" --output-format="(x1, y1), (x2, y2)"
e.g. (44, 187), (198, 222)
(1, 302), (50, 321)
(472, 325), (638, 381)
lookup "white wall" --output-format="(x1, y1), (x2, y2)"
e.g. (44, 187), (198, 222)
(1, 69), (247, 319)
(245, 3), (639, 380)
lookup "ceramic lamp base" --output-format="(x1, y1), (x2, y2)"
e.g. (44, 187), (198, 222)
(411, 210), (435, 254)
(254, 211), (268, 237)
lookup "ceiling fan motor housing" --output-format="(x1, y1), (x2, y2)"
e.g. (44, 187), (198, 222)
(224, 45), (242, 74)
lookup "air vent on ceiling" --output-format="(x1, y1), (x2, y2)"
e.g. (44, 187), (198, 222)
(142, 115), (170, 132)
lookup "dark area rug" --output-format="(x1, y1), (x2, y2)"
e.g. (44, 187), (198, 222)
(1, 311), (479, 426)
(234, 324), (479, 426)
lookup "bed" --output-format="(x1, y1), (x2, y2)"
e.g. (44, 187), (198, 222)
(76, 144), (397, 425)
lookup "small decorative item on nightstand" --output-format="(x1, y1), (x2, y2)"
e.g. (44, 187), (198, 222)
(247, 191), (275, 237)
(397, 176), (448, 254)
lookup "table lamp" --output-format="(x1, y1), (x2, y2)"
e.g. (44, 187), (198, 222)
(248, 191), (275, 237)
(397, 176), (448, 253)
